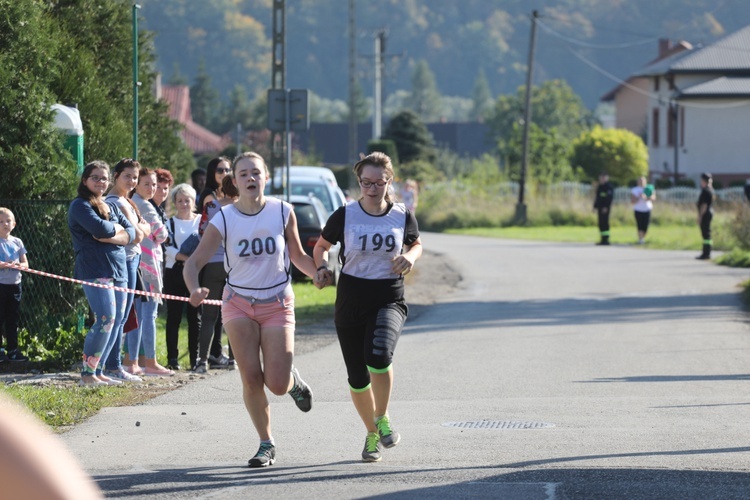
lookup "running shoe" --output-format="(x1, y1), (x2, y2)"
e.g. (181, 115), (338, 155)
(104, 368), (142, 383)
(167, 358), (181, 371)
(193, 360), (208, 374)
(361, 432), (382, 462)
(7, 349), (28, 362)
(248, 442), (276, 468)
(376, 415), (401, 448)
(288, 366), (313, 412)
(208, 353), (230, 369)
(227, 358), (238, 370)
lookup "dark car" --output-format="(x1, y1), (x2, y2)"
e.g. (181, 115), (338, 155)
(282, 194), (341, 283)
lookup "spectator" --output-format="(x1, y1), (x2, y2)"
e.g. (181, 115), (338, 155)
(630, 176), (655, 244)
(102, 159), (150, 383)
(191, 168), (207, 205)
(68, 161), (135, 386)
(163, 183), (202, 370)
(593, 172), (614, 245)
(124, 168), (173, 377)
(696, 172), (715, 260)
(0, 207), (29, 363)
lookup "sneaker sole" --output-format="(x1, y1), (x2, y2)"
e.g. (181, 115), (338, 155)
(248, 458), (275, 468)
(362, 455), (382, 462)
(381, 434), (401, 448)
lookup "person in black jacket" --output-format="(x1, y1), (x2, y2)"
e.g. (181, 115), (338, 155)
(593, 172), (614, 245)
(696, 172), (715, 260)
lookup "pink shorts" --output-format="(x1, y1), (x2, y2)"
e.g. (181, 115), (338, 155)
(221, 287), (295, 329)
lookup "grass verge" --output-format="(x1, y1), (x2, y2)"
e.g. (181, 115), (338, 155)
(1, 281), (336, 430)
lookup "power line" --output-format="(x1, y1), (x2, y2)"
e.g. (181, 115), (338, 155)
(536, 18), (660, 50)
(563, 42), (750, 110)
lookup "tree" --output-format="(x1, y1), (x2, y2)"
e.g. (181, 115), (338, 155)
(0, 0), (77, 199)
(382, 110), (435, 164)
(350, 79), (370, 123)
(486, 79), (595, 145)
(190, 59), (223, 132)
(570, 126), (649, 185)
(168, 62), (189, 85)
(470, 69), (494, 122)
(49, 0), (194, 181)
(500, 123), (577, 185)
(406, 60), (442, 123)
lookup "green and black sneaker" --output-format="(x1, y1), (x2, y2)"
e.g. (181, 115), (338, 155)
(376, 414), (401, 448)
(361, 432), (382, 462)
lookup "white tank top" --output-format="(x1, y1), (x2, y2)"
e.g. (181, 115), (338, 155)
(343, 201), (407, 280)
(210, 198), (291, 299)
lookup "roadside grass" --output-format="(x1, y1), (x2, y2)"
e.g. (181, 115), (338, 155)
(446, 219), (735, 251)
(2, 282), (335, 429)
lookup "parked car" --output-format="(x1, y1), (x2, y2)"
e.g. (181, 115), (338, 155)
(268, 166), (347, 216)
(275, 194), (341, 283)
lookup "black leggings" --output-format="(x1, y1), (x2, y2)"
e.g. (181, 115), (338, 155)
(335, 303), (407, 390)
(597, 208), (610, 234)
(634, 210), (651, 233)
(163, 265), (201, 365)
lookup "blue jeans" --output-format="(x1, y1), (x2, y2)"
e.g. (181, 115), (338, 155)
(126, 297), (159, 359)
(82, 279), (126, 376)
(105, 256), (140, 371)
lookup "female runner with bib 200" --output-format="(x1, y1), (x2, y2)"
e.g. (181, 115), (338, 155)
(183, 152), (322, 468)
(313, 152), (422, 462)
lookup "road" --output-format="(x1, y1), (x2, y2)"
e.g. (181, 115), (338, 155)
(62, 233), (750, 499)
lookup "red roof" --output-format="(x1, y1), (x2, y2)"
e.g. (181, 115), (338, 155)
(160, 85), (228, 154)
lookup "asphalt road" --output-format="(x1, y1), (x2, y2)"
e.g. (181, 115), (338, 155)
(62, 233), (750, 499)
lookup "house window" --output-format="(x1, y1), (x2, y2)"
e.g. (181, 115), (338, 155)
(667, 105), (674, 147)
(652, 108), (659, 146)
(680, 107), (685, 147)
(667, 75), (675, 90)
(654, 77), (660, 91)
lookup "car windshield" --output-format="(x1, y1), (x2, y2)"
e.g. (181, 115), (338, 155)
(290, 182), (333, 212)
(293, 204), (321, 230)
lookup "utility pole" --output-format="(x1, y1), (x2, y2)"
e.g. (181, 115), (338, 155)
(372, 29), (386, 140)
(672, 102), (679, 185)
(269, 0), (286, 194)
(348, 0), (358, 163)
(132, 3), (141, 160)
(516, 10), (538, 225)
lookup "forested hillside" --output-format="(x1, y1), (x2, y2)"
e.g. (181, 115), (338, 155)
(140, 0), (749, 114)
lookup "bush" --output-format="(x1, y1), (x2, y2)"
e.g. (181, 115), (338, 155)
(730, 204), (750, 250)
(570, 126), (648, 185)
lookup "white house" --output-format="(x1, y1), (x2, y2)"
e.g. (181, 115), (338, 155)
(601, 39), (691, 138)
(635, 26), (750, 185)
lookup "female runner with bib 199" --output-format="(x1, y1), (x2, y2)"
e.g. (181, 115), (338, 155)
(313, 151), (422, 462)
(183, 151), (325, 468)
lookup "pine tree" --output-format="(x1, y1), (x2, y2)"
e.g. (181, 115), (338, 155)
(382, 110), (435, 164)
(470, 69), (494, 122)
(190, 59), (222, 132)
(406, 60), (442, 123)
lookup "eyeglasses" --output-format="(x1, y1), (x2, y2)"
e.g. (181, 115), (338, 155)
(358, 178), (389, 188)
(88, 176), (109, 183)
(216, 168), (231, 174)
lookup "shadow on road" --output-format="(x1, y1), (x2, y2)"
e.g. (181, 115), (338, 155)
(406, 292), (744, 334)
(93, 449), (750, 498)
